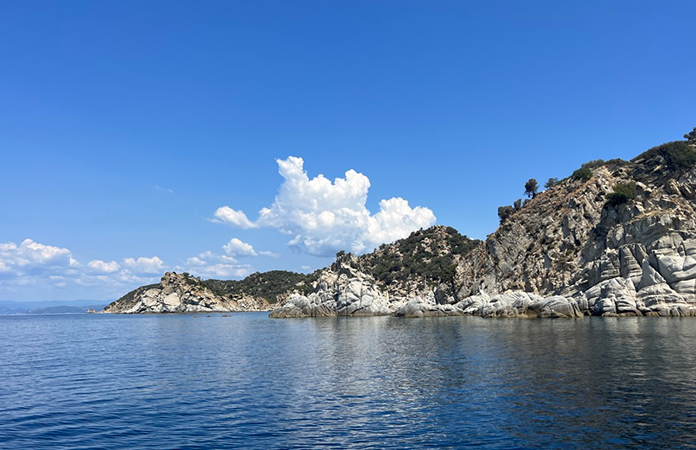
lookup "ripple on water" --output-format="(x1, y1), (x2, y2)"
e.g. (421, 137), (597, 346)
(0, 314), (695, 449)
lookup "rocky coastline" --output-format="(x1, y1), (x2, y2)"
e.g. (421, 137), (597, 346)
(105, 133), (696, 318)
(101, 272), (270, 314)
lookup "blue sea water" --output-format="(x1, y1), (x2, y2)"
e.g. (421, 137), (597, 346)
(1, 313), (695, 449)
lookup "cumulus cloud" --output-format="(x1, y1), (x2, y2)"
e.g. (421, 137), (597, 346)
(213, 207), (257, 229)
(223, 238), (257, 257)
(122, 256), (166, 274)
(213, 156), (436, 256)
(0, 239), (75, 273)
(87, 260), (121, 273)
(0, 238), (166, 298)
(176, 250), (252, 279)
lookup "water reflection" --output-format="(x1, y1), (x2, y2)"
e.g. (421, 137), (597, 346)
(0, 314), (695, 449)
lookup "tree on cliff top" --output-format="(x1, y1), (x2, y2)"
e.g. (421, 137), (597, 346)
(524, 179), (538, 198)
(544, 177), (559, 189)
(686, 127), (696, 144)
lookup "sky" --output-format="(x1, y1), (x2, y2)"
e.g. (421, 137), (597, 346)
(1, 0), (695, 301)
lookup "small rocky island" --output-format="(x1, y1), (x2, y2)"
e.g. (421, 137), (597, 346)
(104, 129), (696, 318)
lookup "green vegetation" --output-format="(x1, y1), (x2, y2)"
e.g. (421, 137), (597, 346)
(524, 179), (538, 198)
(685, 127), (696, 144)
(635, 141), (696, 170)
(498, 205), (514, 224)
(115, 284), (159, 304)
(604, 158), (629, 167)
(606, 181), (637, 206)
(544, 177), (559, 189)
(361, 226), (480, 286)
(203, 270), (319, 303)
(572, 166), (593, 182)
(581, 159), (605, 169)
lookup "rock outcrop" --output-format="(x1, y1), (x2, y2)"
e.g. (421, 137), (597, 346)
(271, 138), (696, 319)
(270, 254), (391, 317)
(455, 146), (696, 317)
(112, 135), (696, 319)
(102, 272), (270, 314)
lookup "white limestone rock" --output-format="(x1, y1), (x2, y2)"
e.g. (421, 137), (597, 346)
(454, 161), (696, 319)
(102, 272), (270, 314)
(270, 254), (390, 318)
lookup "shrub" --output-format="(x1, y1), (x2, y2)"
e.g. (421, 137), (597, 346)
(635, 141), (696, 170)
(362, 226), (480, 286)
(498, 205), (514, 224)
(572, 167), (593, 182)
(202, 270), (319, 304)
(604, 158), (629, 167)
(606, 181), (636, 206)
(685, 127), (696, 144)
(513, 199), (522, 211)
(581, 159), (605, 169)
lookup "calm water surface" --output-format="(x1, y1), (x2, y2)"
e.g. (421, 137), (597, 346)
(1, 313), (695, 449)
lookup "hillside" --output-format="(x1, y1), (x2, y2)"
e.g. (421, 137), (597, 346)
(453, 137), (696, 317)
(107, 128), (696, 317)
(103, 227), (480, 314)
(101, 272), (271, 314)
(273, 129), (696, 318)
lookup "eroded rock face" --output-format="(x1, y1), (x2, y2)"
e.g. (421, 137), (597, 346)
(394, 293), (463, 317)
(109, 146), (696, 319)
(270, 254), (391, 317)
(102, 272), (270, 314)
(455, 162), (696, 317)
(274, 157), (696, 319)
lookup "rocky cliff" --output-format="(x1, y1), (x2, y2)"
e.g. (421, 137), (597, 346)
(102, 272), (271, 314)
(271, 136), (696, 318)
(109, 132), (696, 318)
(453, 141), (696, 317)
(270, 253), (391, 317)
(270, 226), (480, 317)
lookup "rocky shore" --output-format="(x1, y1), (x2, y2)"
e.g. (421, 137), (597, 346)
(101, 272), (270, 314)
(107, 133), (696, 318)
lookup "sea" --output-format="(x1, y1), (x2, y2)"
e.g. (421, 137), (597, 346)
(1, 313), (695, 449)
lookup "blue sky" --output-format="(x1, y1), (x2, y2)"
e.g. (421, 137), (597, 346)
(1, 0), (694, 301)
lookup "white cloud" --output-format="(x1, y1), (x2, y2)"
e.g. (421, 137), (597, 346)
(0, 239), (74, 273)
(122, 256), (166, 274)
(213, 207), (257, 229)
(176, 250), (253, 279)
(185, 256), (207, 266)
(258, 250), (281, 258)
(197, 264), (251, 278)
(0, 239), (167, 298)
(223, 238), (257, 257)
(87, 260), (120, 273)
(213, 156), (436, 256)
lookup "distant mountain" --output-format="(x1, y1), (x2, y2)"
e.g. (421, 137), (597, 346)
(0, 300), (107, 315)
(0, 302), (30, 315)
(26, 305), (106, 315)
